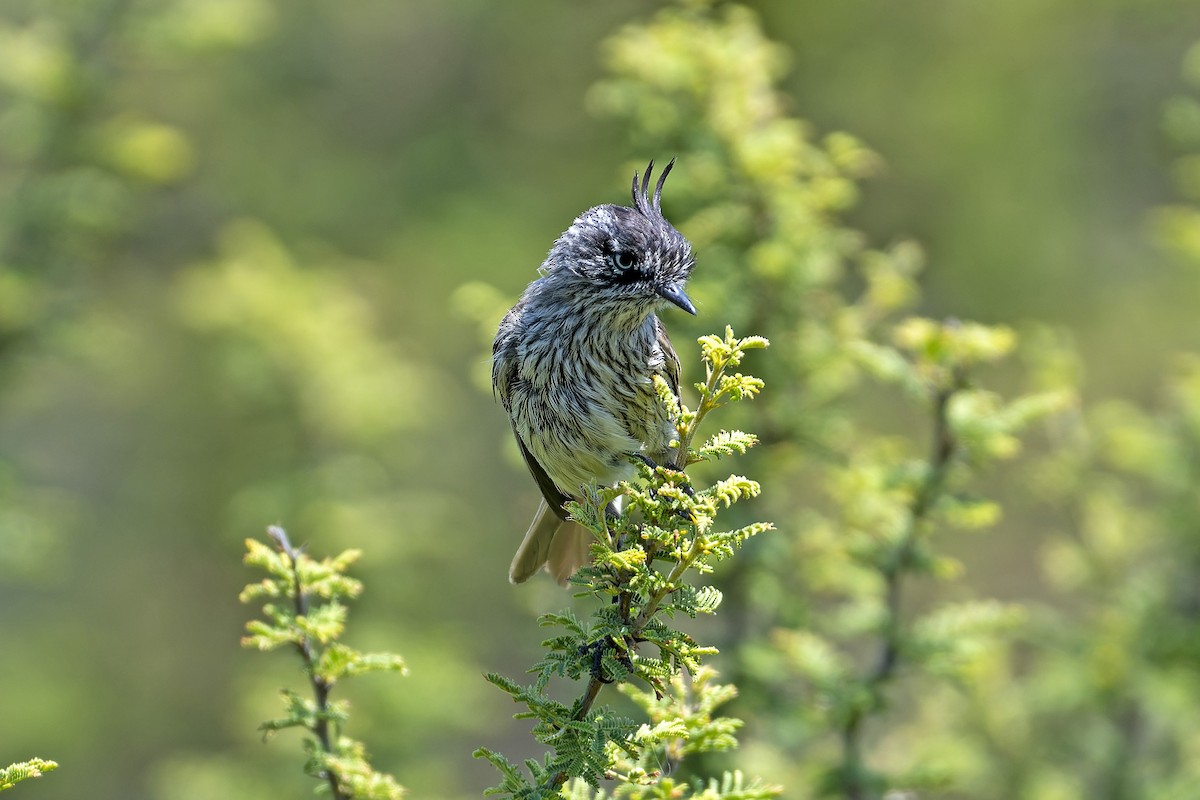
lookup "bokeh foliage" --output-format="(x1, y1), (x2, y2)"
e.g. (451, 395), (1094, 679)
(583, 5), (1074, 795)
(1, 0), (1199, 799)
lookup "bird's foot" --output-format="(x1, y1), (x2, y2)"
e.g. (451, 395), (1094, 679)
(631, 452), (659, 470)
(631, 452), (695, 496)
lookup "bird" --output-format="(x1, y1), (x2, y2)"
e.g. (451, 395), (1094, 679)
(493, 159), (697, 584)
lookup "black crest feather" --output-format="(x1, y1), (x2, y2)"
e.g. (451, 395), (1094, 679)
(631, 158), (676, 218)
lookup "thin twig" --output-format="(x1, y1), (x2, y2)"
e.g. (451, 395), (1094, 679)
(545, 405), (716, 792)
(543, 578), (660, 792)
(268, 526), (348, 800)
(542, 343), (749, 794)
(840, 374), (961, 800)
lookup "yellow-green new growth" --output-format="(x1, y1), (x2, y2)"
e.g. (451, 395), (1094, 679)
(0, 759), (57, 792)
(240, 526), (406, 800)
(479, 328), (775, 798)
(671, 327), (768, 467)
(559, 667), (783, 799)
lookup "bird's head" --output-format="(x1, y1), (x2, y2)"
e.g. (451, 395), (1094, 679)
(541, 159), (696, 318)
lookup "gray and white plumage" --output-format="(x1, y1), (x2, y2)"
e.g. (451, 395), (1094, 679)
(493, 160), (696, 584)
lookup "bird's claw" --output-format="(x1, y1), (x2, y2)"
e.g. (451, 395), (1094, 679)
(632, 453), (694, 493)
(631, 452), (659, 470)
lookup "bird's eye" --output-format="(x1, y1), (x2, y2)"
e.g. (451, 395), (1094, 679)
(611, 251), (638, 271)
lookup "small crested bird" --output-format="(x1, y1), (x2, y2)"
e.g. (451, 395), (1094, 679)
(493, 159), (696, 584)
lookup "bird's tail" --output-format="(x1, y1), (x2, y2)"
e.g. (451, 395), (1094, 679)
(508, 498), (593, 584)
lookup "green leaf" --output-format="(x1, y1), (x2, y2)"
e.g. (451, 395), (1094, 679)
(697, 430), (759, 461)
(0, 759), (58, 791)
(241, 618), (301, 650)
(316, 642), (408, 683)
(295, 601), (349, 644)
(700, 475), (761, 508)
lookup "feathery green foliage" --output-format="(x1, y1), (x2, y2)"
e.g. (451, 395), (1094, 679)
(559, 668), (783, 799)
(240, 526), (406, 800)
(741, 316), (1067, 798)
(590, 0), (908, 461)
(917, 55), (1200, 798)
(4, 1), (1200, 798)
(589, 3), (1076, 797)
(0, 759), (57, 792)
(1018, 361), (1200, 797)
(477, 330), (776, 799)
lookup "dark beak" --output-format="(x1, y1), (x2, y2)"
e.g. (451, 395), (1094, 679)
(657, 282), (697, 316)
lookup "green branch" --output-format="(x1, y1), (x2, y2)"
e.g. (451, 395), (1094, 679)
(274, 526), (345, 799)
(478, 328), (777, 799)
(0, 759), (57, 792)
(241, 526), (407, 799)
(839, 373), (962, 800)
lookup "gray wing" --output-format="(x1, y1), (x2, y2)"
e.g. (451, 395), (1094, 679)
(492, 310), (519, 410)
(493, 308), (572, 521)
(514, 431), (572, 522)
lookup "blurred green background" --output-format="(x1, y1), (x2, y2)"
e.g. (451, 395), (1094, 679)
(2, 1), (1199, 798)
